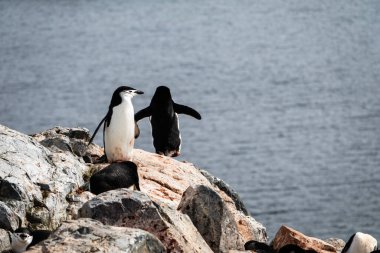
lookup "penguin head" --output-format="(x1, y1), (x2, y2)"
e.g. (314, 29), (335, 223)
(109, 86), (143, 109)
(116, 86), (144, 99)
(11, 228), (33, 252)
(152, 86), (172, 103)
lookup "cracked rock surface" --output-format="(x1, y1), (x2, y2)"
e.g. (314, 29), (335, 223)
(27, 218), (165, 253)
(0, 125), (89, 231)
(0, 124), (267, 252)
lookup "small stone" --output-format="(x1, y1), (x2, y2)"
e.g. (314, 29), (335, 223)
(271, 225), (337, 253)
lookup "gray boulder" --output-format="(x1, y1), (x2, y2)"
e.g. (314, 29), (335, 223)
(0, 228), (11, 253)
(31, 126), (103, 162)
(324, 238), (345, 253)
(0, 125), (90, 230)
(0, 201), (19, 231)
(27, 218), (165, 253)
(79, 188), (213, 253)
(178, 185), (266, 253)
(200, 169), (250, 215)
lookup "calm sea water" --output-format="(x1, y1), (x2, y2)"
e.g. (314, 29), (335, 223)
(1, 0), (379, 240)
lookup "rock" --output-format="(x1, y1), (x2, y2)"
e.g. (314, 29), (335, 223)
(134, 149), (267, 244)
(0, 201), (19, 231)
(1, 124), (268, 252)
(0, 125), (90, 230)
(27, 218), (165, 253)
(271, 225), (337, 253)
(228, 251), (253, 253)
(66, 191), (95, 220)
(0, 228), (12, 252)
(200, 169), (249, 215)
(31, 126), (103, 162)
(178, 185), (266, 252)
(79, 188), (213, 253)
(324, 238), (345, 253)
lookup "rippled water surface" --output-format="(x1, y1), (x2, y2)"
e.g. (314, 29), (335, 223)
(1, 0), (380, 240)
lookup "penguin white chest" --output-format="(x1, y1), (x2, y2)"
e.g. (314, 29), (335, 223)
(10, 233), (33, 253)
(105, 100), (135, 162)
(347, 232), (377, 253)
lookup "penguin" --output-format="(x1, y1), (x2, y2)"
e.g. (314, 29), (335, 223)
(89, 161), (140, 195)
(135, 86), (201, 157)
(10, 228), (33, 253)
(341, 232), (378, 253)
(244, 240), (275, 253)
(10, 228), (51, 252)
(88, 86), (143, 162)
(278, 244), (318, 253)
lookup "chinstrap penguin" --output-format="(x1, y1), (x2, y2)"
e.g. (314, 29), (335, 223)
(89, 86), (143, 162)
(10, 228), (51, 253)
(341, 232), (377, 253)
(10, 228), (33, 253)
(135, 86), (201, 157)
(89, 161), (140, 195)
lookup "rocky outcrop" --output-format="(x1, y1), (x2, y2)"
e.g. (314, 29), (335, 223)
(27, 218), (165, 253)
(0, 125), (90, 231)
(178, 185), (265, 252)
(79, 188), (213, 253)
(272, 225), (337, 253)
(133, 149), (267, 246)
(0, 124), (267, 252)
(31, 126), (102, 163)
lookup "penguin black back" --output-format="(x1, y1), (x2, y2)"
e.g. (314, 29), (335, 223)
(135, 86), (201, 157)
(244, 240), (275, 253)
(89, 161), (140, 195)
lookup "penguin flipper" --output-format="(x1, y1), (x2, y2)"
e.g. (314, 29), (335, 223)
(88, 115), (107, 145)
(135, 107), (152, 122)
(173, 103), (201, 120)
(341, 233), (356, 253)
(134, 122), (140, 139)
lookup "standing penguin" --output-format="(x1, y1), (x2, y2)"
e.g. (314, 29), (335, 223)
(341, 232), (377, 253)
(135, 86), (201, 157)
(89, 86), (143, 162)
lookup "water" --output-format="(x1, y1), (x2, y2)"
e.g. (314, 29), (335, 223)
(1, 0), (380, 240)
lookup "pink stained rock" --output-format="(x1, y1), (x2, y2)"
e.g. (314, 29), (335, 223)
(272, 226), (337, 253)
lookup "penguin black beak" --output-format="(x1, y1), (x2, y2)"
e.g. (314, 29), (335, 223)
(135, 90), (144, 95)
